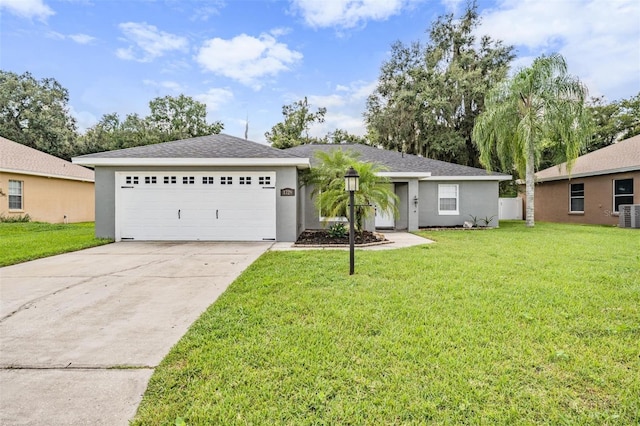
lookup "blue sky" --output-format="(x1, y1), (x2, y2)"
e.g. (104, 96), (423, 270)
(1, 0), (639, 144)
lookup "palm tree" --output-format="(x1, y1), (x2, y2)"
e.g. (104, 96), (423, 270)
(473, 53), (591, 227)
(304, 149), (398, 232)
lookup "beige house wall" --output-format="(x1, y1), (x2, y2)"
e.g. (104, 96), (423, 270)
(534, 171), (639, 225)
(0, 172), (95, 223)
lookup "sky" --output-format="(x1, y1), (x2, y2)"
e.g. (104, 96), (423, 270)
(1, 0), (639, 144)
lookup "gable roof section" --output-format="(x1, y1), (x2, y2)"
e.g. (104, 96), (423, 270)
(73, 134), (310, 168)
(0, 136), (94, 182)
(536, 135), (640, 182)
(285, 144), (510, 180)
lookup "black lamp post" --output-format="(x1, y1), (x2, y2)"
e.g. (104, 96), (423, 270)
(344, 166), (359, 275)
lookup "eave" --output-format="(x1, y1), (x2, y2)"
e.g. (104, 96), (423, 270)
(72, 157), (311, 169)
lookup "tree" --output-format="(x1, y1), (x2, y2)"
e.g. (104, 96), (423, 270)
(77, 95), (223, 156)
(365, 2), (514, 167)
(304, 150), (397, 231)
(0, 70), (78, 159)
(266, 97), (326, 149)
(147, 94), (223, 140)
(473, 53), (592, 227)
(586, 92), (640, 153)
(321, 128), (369, 145)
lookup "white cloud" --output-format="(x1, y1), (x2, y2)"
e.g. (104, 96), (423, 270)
(49, 31), (95, 44)
(116, 22), (188, 62)
(291, 0), (408, 29)
(479, 0), (640, 101)
(0, 0), (54, 20)
(195, 88), (234, 112)
(142, 79), (186, 92)
(68, 33), (95, 44)
(69, 105), (98, 133)
(196, 32), (302, 89)
(305, 80), (378, 138)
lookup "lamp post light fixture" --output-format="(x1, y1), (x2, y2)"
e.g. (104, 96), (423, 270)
(344, 166), (359, 275)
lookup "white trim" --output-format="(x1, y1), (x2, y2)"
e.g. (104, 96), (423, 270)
(425, 175), (511, 181)
(536, 166), (640, 182)
(613, 177), (634, 213)
(0, 167), (94, 183)
(438, 183), (459, 216)
(569, 182), (584, 213)
(378, 172), (431, 179)
(73, 157), (310, 168)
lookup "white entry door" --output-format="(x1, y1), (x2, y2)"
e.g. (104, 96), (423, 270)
(116, 172), (276, 241)
(375, 187), (395, 229)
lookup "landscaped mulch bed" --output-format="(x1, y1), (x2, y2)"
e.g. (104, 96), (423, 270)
(295, 230), (387, 246)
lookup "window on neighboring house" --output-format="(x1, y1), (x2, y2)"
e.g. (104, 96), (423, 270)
(438, 184), (459, 215)
(8, 180), (23, 210)
(570, 183), (584, 212)
(613, 178), (634, 212)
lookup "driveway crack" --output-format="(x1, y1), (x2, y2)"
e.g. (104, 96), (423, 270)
(0, 257), (171, 323)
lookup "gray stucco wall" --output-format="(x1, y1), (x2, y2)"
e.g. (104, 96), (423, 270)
(94, 168), (116, 239)
(419, 180), (500, 227)
(93, 165), (300, 241)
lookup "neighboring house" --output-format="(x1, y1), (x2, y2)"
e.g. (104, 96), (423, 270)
(73, 134), (510, 242)
(534, 134), (640, 225)
(0, 137), (95, 223)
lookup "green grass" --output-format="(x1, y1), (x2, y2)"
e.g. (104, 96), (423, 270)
(133, 222), (640, 425)
(0, 222), (112, 267)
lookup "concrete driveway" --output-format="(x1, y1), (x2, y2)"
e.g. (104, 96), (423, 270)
(0, 241), (271, 426)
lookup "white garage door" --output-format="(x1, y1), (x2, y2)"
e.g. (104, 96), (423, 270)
(116, 172), (276, 241)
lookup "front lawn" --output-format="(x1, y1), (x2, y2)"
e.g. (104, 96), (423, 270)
(0, 222), (112, 267)
(133, 222), (640, 425)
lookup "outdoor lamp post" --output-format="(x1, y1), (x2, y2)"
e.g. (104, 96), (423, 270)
(344, 166), (359, 275)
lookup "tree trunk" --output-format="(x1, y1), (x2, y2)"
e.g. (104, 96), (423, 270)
(525, 148), (535, 227)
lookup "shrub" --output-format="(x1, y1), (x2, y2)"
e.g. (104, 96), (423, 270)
(328, 222), (348, 239)
(0, 213), (31, 223)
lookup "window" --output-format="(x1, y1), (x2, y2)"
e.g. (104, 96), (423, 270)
(8, 180), (23, 210)
(438, 184), (459, 215)
(259, 176), (271, 186)
(125, 176), (139, 185)
(144, 176), (157, 184)
(613, 178), (634, 212)
(570, 183), (584, 212)
(164, 176), (177, 184)
(221, 176), (232, 185)
(239, 176), (251, 185)
(202, 177), (214, 184)
(182, 176), (195, 185)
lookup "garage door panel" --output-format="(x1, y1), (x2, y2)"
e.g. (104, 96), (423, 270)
(117, 172), (276, 241)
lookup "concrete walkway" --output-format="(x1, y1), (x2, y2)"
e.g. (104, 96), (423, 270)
(0, 242), (270, 426)
(270, 231), (433, 251)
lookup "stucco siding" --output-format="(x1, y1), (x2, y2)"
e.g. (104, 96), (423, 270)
(535, 171), (639, 225)
(0, 172), (94, 223)
(94, 165), (299, 241)
(419, 180), (500, 227)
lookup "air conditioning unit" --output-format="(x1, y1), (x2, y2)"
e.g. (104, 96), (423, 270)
(619, 205), (640, 228)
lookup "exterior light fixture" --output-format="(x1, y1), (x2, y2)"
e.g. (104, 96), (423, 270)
(344, 166), (360, 275)
(413, 195), (419, 208)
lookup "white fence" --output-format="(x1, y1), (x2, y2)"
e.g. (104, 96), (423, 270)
(499, 197), (523, 220)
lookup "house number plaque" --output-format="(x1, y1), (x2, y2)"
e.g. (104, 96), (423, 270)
(280, 188), (295, 196)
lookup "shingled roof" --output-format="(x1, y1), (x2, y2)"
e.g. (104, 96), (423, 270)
(75, 133), (303, 159)
(0, 136), (94, 182)
(536, 134), (640, 182)
(285, 143), (510, 179)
